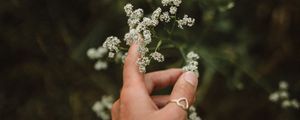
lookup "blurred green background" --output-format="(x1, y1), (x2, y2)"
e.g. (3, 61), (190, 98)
(0, 0), (300, 120)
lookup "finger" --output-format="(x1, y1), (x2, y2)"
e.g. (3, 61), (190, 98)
(121, 43), (156, 113)
(151, 95), (170, 108)
(161, 71), (199, 118)
(111, 100), (120, 120)
(145, 69), (183, 93)
(123, 43), (145, 90)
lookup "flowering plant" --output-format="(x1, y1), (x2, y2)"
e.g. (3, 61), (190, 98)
(87, 0), (300, 120)
(87, 0), (198, 74)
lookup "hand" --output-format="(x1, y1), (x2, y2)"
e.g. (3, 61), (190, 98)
(111, 43), (199, 120)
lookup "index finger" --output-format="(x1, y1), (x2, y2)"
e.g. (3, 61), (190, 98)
(123, 43), (145, 90)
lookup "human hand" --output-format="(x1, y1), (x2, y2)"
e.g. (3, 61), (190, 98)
(111, 43), (199, 120)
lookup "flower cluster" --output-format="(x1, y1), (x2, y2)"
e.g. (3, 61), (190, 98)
(177, 15), (195, 29)
(269, 81), (299, 109)
(92, 95), (114, 120)
(102, 36), (121, 58)
(183, 51), (200, 76)
(87, 47), (108, 70)
(162, 0), (182, 7)
(188, 106), (202, 120)
(88, 0), (196, 73)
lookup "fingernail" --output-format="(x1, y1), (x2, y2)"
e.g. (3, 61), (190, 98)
(184, 71), (198, 86)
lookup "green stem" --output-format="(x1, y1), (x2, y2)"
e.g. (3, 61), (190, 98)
(155, 40), (162, 51)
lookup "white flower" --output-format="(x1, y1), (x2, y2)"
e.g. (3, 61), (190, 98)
(188, 106), (202, 120)
(290, 99), (300, 109)
(160, 12), (171, 23)
(278, 91), (289, 99)
(282, 100), (292, 108)
(137, 57), (151, 73)
(87, 48), (98, 59)
(269, 81), (299, 109)
(138, 45), (149, 56)
(92, 101), (104, 112)
(150, 52), (165, 62)
(177, 15), (195, 29)
(124, 3), (133, 16)
(124, 29), (141, 45)
(269, 92), (279, 102)
(143, 30), (152, 45)
(187, 51), (200, 60)
(108, 52), (115, 58)
(87, 47), (108, 59)
(141, 17), (153, 26)
(94, 60), (108, 70)
(169, 6), (177, 14)
(173, 0), (182, 7)
(151, 7), (162, 21)
(92, 95), (114, 120)
(131, 8), (144, 19)
(162, 0), (181, 7)
(127, 8), (144, 28)
(183, 51), (200, 76)
(103, 36), (121, 53)
(279, 81), (288, 90)
(150, 19), (159, 27)
(162, 0), (171, 6)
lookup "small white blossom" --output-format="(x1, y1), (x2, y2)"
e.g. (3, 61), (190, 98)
(127, 8), (144, 28)
(169, 6), (177, 14)
(269, 81), (299, 109)
(173, 0), (182, 7)
(162, 0), (171, 6)
(291, 99), (300, 109)
(87, 47), (108, 59)
(137, 57), (151, 73)
(103, 36), (121, 53)
(150, 19), (159, 27)
(160, 12), (171, 23)
(269, 92), (280, 102)
(124, 3), (133, 16)
(187, 51), (200, 60)
(188, 106), (202, 120)
(92, 95), (114, 120)
(278, 91), (289, 99)
(162, 0), (182, 7)
(282, 100), (292, 108)
(279, 81), (288, 90)
(141, 17), (153, 26)
(124, 29), (141, 45)
(131, 8), (144, 19)
(183, 51), (200, 76)
(143, 30), (152, 45)
(150, 52), (165, 62)
(177, 15), (195, 29)
(87, 48), (97, 59)
(94, 60), (108, 70)
(151, 7), (162, 21)
(108, 52), (115, 58)
(136, 23), (146, 32)
(138, 45), (149, 56)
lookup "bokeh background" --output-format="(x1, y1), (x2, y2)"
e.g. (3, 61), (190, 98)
(1, 0), (300, 120)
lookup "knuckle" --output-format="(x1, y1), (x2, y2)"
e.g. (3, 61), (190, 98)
(111, 100), (119, 114)
(120, 88), (134, 104)
(179, 81), (195, 95)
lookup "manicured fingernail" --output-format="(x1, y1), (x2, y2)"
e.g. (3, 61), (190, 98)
(184, 71), (198, 86)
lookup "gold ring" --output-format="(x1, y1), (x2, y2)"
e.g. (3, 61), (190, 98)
(169, 97), (189, 110)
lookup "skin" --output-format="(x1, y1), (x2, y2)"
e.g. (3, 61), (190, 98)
(111, 43), (199, 120)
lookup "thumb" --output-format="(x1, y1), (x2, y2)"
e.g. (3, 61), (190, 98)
(161, 71), (199, 119)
